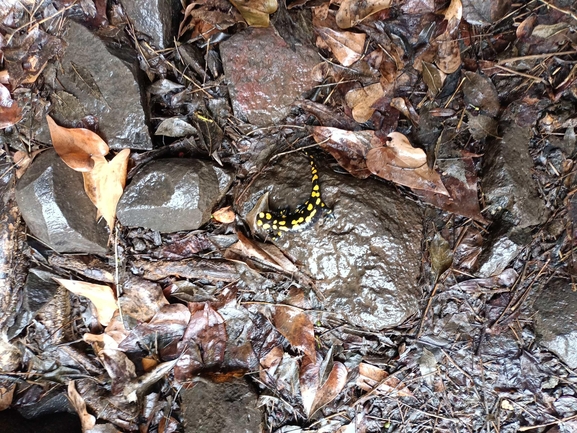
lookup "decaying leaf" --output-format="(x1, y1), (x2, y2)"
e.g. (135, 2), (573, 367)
(82, 149), (130, 231)
(345, 83), (386, 123)
(366, 132), (450, 195)
(212, 206), (236, 223)
(421, 61), (446, 97)
(0, 83), (22, 129)
(68, 381), (96, 432)
(0, 383), (15, 411)
(430, 233), (453, 278)
(179, 0), (243, 39)
(230, 0), (278, 27)
(309, 362), (347, 416)
(13, 149), (42, 178)
(46, 115), (109, 172)
(54, 278), (117, 326)
(336, 0), (392, 29)
(316, 27), (366, 67)
(274, 305), (316, 360)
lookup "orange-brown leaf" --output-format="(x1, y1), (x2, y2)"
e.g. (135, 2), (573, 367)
(212, 206), (236, 224)
(230, 0), (278, 27)
(82, 149), (130, 231)
(274, 305), (316, 360)
(68, 381), (96, 431)
(46, 115), (109, 172)
(345, 83), (386, 123)
(0, 84), (22, 129)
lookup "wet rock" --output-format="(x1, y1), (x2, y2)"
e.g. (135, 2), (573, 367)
(15, 150), (108, 254)
(181, 378), (261, 433)
(53, 21), (152, 150)
(534, 279), (577, 368)
(481, 123), (547, 229)
(220, 26), (320, 126)
(242, 153), (422, 331)
(477, 235), (522, 277)
(119, 0), (180, 49)
(117, 159), (233, 233)
(462, 0), (511, 26)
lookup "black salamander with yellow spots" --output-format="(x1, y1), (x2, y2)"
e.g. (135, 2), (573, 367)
(257, 152), (331, 239)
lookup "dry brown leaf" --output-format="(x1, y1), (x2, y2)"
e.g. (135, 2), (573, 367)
(13, 150), (42, 179)
(230, 0), (278, 27)
(0, 83), (22, 129)
(0, 383), (15, 411)
(435, 31), (461, 74)
(336, 0), (392, 29)
(212, 206), (236, 223)
(82, 149), (130, 231)
(55, 278), (117, 326)
(316, 27), (366, 67)
(443, 0), (462, 33)
(345, 83), (385, 123)
(227, 232), (299, 274)
(421, 61), (446, 97)
(68, 381), (96, 431)
(366, 132), (450, 196)
(274, 305), (316, 360)
(357, 362), (414, 397)
(46, 115), (109, 172)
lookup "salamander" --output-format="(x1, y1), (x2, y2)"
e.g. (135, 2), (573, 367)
(257, 152), (331, 239)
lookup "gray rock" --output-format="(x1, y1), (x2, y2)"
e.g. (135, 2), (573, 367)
(481, 123), (547, 229)
(220, 26), (320, 126)
(119, 0), (180, 49)
(477, 235), (522, 277)
(534, 279), (577, 369)
(117, 159), (233, 233)
(15, 150), (109, 254)
(243, 154), (422, 331)
(53, 21), (152, 150)
(181, 379), (261, 433)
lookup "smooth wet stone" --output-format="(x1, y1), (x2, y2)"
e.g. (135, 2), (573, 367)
(477, 235), (522, 277)
(534, 279), (577, 369)
(181, 379), (261, 433)
(482, 122), (547, 229)
(220, 26), (320, 126)
(117, 159), (233, 233)
(243, 154), (423, 331)
(119, 0), (180, 49)
(15, 150), (108, 254)
(53, 21), (152, 150)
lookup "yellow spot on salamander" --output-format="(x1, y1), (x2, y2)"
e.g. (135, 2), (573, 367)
(292, 224), (301, 230)
(279, 226), (289, 231)
(313, 184), (319, 191)
(272, 224), (278, 230)
(291, 220), (299, 226)
(316, 198), (321, 205)
(257, 220), (263, 226)
(312, 174), (319, 181)
(307, 203), (313, 211)
(311, 191), (320, 198)
(262, 223), (271, 230)
(298, 216), (304, 223)
(278, 221), (286, 226)
(265, 213), (272, 220)
(259, 212), (265, 218)
(305, 208), (317, 223)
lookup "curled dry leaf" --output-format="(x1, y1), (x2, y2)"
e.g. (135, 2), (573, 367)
(274, 305), (316, 360)
(443, 0), (462, 33)
(229, 0), (278, 27)
(366, 132), (449, 195)
(0, 383), (15, 411)
(212, 206), (236, 224)
(13, 150), (42, 179)
(46, 115), (109, 172)
(345, 83), (385, 123)
(336, 0), (392, 29)
(316, 27), (366, 67)
(82, 149), (130, 231)
(68, 381), (96, 432)
(54, 278), (117, 326)
(309, 362), (347, 416)
(0, 83), (22, 129)
(313, 126), (383, 178)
